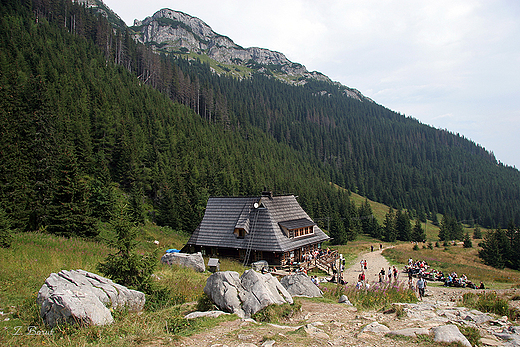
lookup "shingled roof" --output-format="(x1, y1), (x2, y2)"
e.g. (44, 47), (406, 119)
(186, 195), (330, 253)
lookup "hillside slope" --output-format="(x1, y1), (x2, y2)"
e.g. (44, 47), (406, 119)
(1, 0), (519, 237)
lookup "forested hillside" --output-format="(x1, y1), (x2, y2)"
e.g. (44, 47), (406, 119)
(0, 0), (519, 243)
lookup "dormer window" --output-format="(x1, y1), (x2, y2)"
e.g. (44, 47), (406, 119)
(234, 228), (246, 239)
(278, 218), (316, 238)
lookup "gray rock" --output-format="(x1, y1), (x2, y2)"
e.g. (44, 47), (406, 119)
(361, 322), (390, 334)
(338, 295), (353, 305)
(280, 273), (322, 298)
(204, 271), (244, 317)
(203, 270), (293, 319)
(161, 252), (205, 272)
(240, 270), (293, 317)
(464, 310), (493, 324)
(37, 270), (145, 328)
(431, 325), (472, 347)
(387, 327), (430, 337)
(261, 340), (276, 347)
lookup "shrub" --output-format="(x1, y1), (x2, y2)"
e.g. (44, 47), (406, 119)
(413, 244), (419, 251)
(196, 293), (216, 312)
(252, 301), (302, 323)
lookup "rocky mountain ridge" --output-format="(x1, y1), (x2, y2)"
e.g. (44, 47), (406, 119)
(131, 8), (371, 102)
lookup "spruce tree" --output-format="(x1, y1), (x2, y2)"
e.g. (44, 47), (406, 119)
(412, 219), (426, 242)
(383, 207), (397, 242)
(396, 209), (412, 241)
(463, 232), (472, 248)
(46, 148), (97, 237)
(97, 206), (156, 290)
(473, 225), (482, 239)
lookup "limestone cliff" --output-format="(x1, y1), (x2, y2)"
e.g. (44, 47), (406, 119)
(132, 8), (370, 102)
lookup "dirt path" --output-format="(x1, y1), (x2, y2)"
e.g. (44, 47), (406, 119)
(341, 246), (391, 286)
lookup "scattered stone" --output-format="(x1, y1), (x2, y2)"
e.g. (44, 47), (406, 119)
(431, 325), (471, 347)
(37, 270), (145, 328)
(463, 310), (493, 324)
(161, 252), (205, 272)
(303, 324), (329, 339)
(238, 334), (255, 340)
(280, 273), (322, 298)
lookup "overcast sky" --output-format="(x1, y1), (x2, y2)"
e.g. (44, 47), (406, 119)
(103, 0), (520, 169)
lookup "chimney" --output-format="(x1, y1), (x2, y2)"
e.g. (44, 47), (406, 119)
(261, 190), (273, 199)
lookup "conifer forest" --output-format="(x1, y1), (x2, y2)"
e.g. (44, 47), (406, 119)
(1, 0), (520, 259)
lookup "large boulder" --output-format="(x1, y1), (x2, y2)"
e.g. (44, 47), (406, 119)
(280, 273), (322, 298)
(161, 252), (205, 272)
(203, 269), (293, 318)
(431, 325), (471, 347)
(37, 270), (145, 328)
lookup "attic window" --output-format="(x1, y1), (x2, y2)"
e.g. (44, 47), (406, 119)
(234, 228), (246, 239)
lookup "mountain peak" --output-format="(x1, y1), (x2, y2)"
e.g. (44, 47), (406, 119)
(131, 8), (369, 102)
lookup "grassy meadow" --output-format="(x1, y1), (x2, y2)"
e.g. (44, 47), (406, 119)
(0, 225), (248, 346)
(0, 202), (518, 345)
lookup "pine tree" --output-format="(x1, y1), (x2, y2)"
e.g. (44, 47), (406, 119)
(396, 209), (412, 241)
(479, 229), (509, 269)
(46, 148), (97, 237)
(463, 232), (472, 248)
(411, 219), (426, 242)
(383, 207), (397, 242)
(97, 207), (156, 290)
(473, 225), (482, 239)
(128, 183), (145, 226)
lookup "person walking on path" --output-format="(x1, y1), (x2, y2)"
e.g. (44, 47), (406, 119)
(416, 276), (426, 300)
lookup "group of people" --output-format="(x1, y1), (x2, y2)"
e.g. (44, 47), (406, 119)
(377, 265), (399, 283)
(405, 258), (484, 290)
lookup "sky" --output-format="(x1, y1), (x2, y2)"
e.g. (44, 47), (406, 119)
(103, 0), (520, 169)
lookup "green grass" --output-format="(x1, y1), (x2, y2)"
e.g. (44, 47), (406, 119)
(319, 281), (417, 310)
(0, 227), (247, 346)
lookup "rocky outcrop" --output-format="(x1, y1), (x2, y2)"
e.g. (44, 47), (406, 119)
(280, 273), (322, 298)
(131, 8), (370, 102)
(160, 252), (205, 272)
(37, 270), (145, 328)
(203, 270), (293, 318)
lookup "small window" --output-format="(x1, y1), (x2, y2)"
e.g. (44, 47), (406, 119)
(235, 228), (246, 239)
